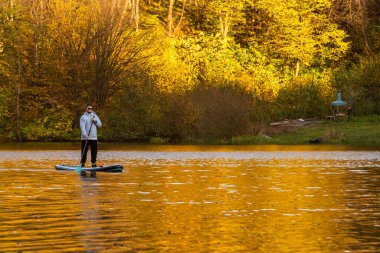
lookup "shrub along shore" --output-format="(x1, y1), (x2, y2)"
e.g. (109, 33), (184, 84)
(1, 115), (379, 146)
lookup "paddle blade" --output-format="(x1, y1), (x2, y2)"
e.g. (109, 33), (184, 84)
(76, 164), (82, 173)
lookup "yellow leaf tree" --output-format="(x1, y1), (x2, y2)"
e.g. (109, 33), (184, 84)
(253, 0), (350, 76)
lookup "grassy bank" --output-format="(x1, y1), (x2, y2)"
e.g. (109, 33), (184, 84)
(200, 114), (380, 145)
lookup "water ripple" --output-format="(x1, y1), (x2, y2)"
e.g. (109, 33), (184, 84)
(0, 148), (379, 252)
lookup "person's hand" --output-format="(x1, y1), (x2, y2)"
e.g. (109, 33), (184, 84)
(85, 134), (89, 139)
(92, 117), (97, 123)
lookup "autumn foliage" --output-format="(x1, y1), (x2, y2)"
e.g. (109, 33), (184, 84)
(0, 0), (379, 141)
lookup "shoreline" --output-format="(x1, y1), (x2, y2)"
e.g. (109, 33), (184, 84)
(1, 115), (379, 146)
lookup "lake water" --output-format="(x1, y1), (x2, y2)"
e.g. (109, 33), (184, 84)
(0, 143), (379, 252)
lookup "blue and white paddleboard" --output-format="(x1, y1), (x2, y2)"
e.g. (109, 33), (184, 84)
(55, 164), (123, 173)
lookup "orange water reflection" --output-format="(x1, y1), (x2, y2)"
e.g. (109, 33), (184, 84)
(0, 145), (379, 252)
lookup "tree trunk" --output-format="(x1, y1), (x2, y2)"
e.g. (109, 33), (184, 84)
(130, 0), (139, 31)
(135, 0), (139, 31)
(355, 0), (372, 53)
(9, 0), (14, 20)
(15, 40), (22, 142)
(295, 61), (300, 77)
(15, 72), (22, 142)
(173, 0), (186, 34)
(30, 0), (44, 78)
(219, 13), (229, 42)
(10, 0), (22, 141)
(167, 0), (174, 36)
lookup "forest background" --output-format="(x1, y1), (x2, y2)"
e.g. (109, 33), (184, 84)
(0, 0), (379, 143)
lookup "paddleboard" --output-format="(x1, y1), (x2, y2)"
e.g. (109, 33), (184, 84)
(55, 164), (123, 173)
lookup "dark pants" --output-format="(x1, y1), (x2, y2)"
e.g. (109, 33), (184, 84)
(81, 140), (98, 164)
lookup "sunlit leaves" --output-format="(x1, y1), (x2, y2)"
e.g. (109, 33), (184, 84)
(253, 0), (349, 69)
(149, 40), (195, 93)
(176, 33), (244, 83)
(0, 0), (377, 141)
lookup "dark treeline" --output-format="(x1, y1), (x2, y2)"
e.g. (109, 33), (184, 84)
(0, 0), (379, 142)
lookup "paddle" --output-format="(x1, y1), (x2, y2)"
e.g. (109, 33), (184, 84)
(76, 121), (94, 173)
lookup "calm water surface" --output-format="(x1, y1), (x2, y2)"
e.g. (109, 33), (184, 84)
(0, 144), (379, 252)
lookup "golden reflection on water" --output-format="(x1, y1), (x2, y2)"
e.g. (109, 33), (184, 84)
(0, 145), (379, 252)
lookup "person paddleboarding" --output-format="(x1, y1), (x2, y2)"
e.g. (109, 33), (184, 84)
(79, 103), (102, 177)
